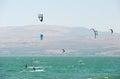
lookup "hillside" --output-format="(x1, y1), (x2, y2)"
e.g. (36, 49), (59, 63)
(0, 25), (120, 56)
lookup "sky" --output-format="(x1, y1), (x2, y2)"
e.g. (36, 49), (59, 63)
(0, 0), (120, 32)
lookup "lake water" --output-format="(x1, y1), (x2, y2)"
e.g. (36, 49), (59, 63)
(0, 56), (120, 79)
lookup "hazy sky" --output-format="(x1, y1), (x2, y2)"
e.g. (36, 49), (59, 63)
(0, 0), (120, 32)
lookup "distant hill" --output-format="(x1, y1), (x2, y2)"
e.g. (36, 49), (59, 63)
(0, 25), (120, 56)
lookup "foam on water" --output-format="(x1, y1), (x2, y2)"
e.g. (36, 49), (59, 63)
(20, 69), (45, 73)
(29, 69), (44, 72)
(87, 78), (92, 79)
(28, 66), (43, 69)
(104, 76), (109, 79)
